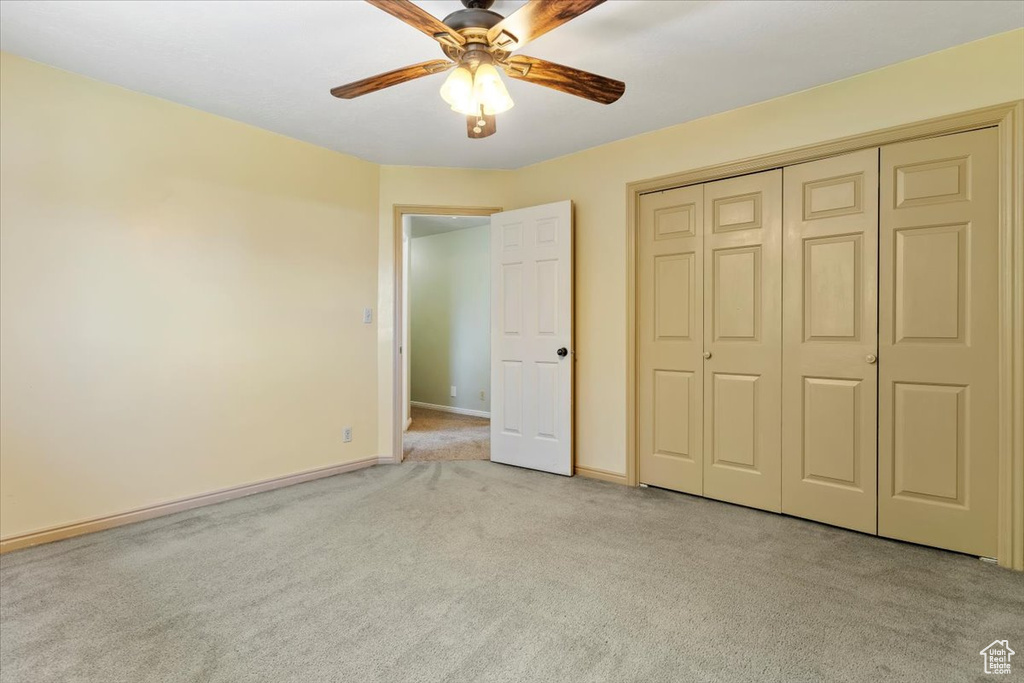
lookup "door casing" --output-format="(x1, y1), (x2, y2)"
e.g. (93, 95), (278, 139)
(390, 205), (502, 465)
(625, 101), (1024, 570)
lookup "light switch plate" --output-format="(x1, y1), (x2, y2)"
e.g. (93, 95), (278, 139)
(450, 386), (457, 398)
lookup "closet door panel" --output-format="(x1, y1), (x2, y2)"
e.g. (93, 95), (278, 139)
(703, 170), (782, 512)
(782, 148), (879, 533)
(638, 185), (704, 494)
(878, 127), (999, 557)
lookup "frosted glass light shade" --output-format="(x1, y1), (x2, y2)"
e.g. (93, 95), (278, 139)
(439, 66), (476, 115)
(473, 63), (514, 115)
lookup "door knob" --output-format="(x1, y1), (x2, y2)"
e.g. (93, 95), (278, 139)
(703, 351), (712, 360)
(557, 347), (568, 358)
(866, 354), (877, 364)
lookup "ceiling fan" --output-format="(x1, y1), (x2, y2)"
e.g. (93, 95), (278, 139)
(330, 0), (625, 139)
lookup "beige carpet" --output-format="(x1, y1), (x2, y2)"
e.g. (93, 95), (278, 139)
(402, 406), (489, 461)
(3, 461), (1023, 682)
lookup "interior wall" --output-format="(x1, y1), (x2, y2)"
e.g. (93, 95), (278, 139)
(0, 54), (380, 539)
(409, 224), (491, 414)
(376, 167), (513, 458)
(1, 29), (1020, 540)
(508, 28), (1024, 478)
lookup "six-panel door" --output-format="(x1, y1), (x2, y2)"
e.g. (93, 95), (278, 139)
(638, 185), (704, 494)
(702, 170), (782, 512)
(878, 128), (999, 557)
(781, 148), (879, 533)
(490, 201), (574, 476)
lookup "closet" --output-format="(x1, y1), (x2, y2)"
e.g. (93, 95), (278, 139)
(637, 127), (999, 557)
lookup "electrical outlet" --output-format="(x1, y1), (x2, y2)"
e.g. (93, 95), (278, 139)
(342, 427), (352, 443)
(450, 385), (457, 398)
(479, 390), (486, 401)
(362, 307), (373, 324)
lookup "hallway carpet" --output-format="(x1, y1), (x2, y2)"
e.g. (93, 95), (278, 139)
(402, 406), (489, 462)
(1, 461), (1022, 682)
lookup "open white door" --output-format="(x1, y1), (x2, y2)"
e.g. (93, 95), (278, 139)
(490, 201), (573, 475)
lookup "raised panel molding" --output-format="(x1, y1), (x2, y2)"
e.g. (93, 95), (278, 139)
(654, 252), (693, 340)
(713, 192), (762, 233)
(895, 156), (969, 208)
(501, 361), (523, 435)
(653, 370), (693, 459)
(536, 217), (558, 245)
(803, 377), (861, 489)
(654, 204), (695, 239)
(805, 235), (861, 340)
(894, 224), (966, 343)
(893, 382), (966, 506)
(712, 373), (759, 471)
(502, 223), (522, 248)
(713, 246), (761, 341)
(536, 361), (558, 439)
(536, 259), (558, 336)
(502, 263), (523, 336)
(803, 173), (863, 220)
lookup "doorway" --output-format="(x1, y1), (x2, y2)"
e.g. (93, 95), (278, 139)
(391, 200), (576, 475)
(394, 206), (501, 463)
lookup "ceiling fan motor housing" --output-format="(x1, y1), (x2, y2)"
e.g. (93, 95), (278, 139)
(443, 7), (503, 32)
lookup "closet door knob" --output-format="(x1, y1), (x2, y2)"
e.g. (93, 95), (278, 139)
(866, 354), (877, 364)
(557, 347), (568, 358)
(703, 351), (712, 360)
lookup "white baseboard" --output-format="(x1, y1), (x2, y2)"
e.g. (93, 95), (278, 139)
(410, 401), (490, 419)
(404, 417), (412, 431)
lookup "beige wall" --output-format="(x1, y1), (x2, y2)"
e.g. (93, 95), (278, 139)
(2, 29), (1021, 539)
(508, 28), (1024, 477)
(0, 54), (380, 538)
(372, 29), (1024, 476)
(375, 166), (513, 457)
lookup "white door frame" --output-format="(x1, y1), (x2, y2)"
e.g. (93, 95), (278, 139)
(391, 205), (502, 464)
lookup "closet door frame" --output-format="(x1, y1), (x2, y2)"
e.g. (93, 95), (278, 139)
(626, 101), (1024, 570)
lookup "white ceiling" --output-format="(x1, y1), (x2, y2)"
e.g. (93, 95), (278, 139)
(408, 215), (490, 238)
(1, 1), (1021, 169)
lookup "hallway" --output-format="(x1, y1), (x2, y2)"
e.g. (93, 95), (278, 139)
(403, 406), (489, 462)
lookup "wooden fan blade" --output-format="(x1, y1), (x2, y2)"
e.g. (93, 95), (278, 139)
(331, 60), (453, 99)
(504, 56), (624, 104)
(487, 0), (606, 51)
(365, 0), (465, 47)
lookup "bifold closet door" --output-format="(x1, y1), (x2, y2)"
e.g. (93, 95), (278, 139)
(781, 149), (879, 533)
(703, 170), (782, 512)
(878, 128), (1000, 557)
(638, 185), (704, 494)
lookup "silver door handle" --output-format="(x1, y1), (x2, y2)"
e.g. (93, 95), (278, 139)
(703, 351), (712, 360)
(866, 354), (877, 364)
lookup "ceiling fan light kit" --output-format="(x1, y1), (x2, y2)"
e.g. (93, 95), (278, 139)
(331, 0), (625, 139)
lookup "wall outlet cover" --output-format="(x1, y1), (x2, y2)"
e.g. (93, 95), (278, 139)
(450, 386), (457, 398)
(362, 307), (373, 324)
(343, 427), (352, 443)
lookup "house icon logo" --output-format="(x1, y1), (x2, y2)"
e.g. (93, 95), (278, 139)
(980, 640), (1015, 675)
